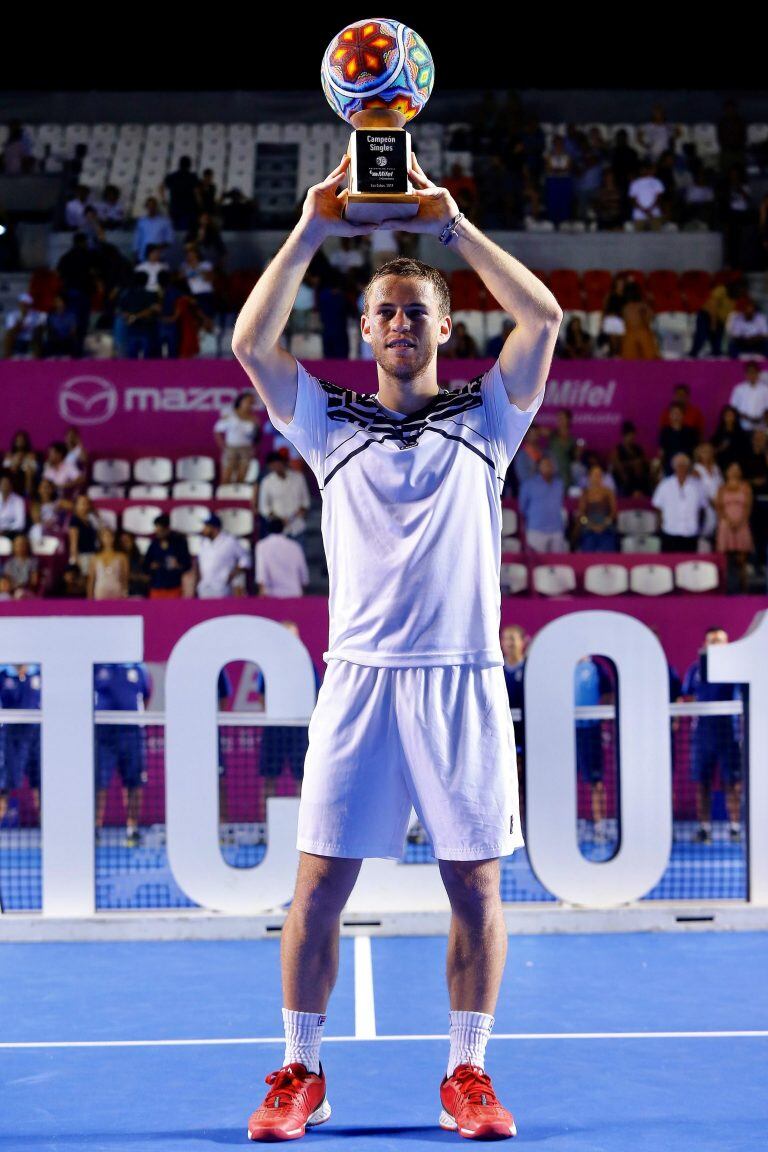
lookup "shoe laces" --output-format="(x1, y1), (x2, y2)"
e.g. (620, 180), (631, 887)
(452, 1065), (499, 1106)
(263, 1065), (305, 1107)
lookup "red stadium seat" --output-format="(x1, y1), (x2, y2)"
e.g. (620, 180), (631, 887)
(680, 270), (713, 312)
(548, 269), (583, 310)
(530, 269), (550, 287)
(450, 270), (486, 310)
(647, 270), (680, 299)
(582, 269), (613, 310)
(712, 269), (743, 288)
(618, 269), (646, 291)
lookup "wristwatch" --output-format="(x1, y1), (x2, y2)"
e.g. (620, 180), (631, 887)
(438, 212), (465, 246)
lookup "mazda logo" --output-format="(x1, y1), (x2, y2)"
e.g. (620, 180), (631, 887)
(58, 376), (119, 425)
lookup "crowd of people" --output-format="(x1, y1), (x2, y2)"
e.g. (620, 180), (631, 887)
(510, 372), (768, 588)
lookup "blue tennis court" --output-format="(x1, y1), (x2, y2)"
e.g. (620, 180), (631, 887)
(2, 933), (766, 1150)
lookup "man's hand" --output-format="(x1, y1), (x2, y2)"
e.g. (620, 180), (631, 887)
(300, 156), (378, 242)
(378, 155), (460, 233)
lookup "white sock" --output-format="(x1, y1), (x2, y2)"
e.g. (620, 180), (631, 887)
(282, 1008), (326, 1074)
(447, 1010), (494, 1076)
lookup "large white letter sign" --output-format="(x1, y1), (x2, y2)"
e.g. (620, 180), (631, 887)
(525, 611), (671, 907)
(165, 616), (316, 913)
(708, 611), (768, 905)
(0, 616), (143, 917)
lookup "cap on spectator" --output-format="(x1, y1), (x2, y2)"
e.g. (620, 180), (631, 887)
(154, 513), (170, 528)
(204, 513), (222, 528)
(18, 293), (34, 305)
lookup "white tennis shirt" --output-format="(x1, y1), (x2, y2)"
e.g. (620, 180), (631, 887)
(271, 360), (542, 667)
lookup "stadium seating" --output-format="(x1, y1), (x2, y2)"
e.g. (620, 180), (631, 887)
(675, 559), (720, 592)
(122, 505), (163, 535)
(533, 565), (577, 596)
(0, 537), (12, 557)
(215, 483), (254, 500)
(172, 481), (214, 500)
(134, 457), (173, 484)
(629, 565), (675, 595)
(176, 456), (217, 482)
(129, 484), (169, 500)
(500, 563), (528, 594)
(584, 564), (630, 596)
(92, 459), (130, 485)
(617, 509), (658, 536)
(169, 505), (209, 534)
(620, 534), (662, 553)
(219, 508), (254, 537)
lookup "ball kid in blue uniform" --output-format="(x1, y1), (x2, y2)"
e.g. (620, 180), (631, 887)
(94, 663), (151, 846)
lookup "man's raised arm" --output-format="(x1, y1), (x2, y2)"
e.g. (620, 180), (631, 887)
(232, 156), (375, 424)
(392, 156), (563, 412)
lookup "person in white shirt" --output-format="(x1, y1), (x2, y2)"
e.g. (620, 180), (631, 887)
(214, 391), (261, 483)
(0, 474), (26, 533)
(258, 453), (310, 539)
(42, 442), (82, 495)
(255, 520), (309, 597)
(195, 514), (250, 598)
(640, 105), (677, 162)
(729, 361), (768, 431)
(629, 161), (665, 229)
(95, 185), (126, 228)
(652, 453), (708, 551)
(692, 442), (724, 542)
(135, 245), (169, 292)
(233, 151), (560, 1137)
(3, 295), (46, 358)
(64, 185), (91, 230)
(727, 301), (768, 359)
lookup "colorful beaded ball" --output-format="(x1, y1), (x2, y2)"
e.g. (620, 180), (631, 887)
(321, 18), (434, 125)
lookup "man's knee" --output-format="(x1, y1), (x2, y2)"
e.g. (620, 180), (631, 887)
(439, 858), (501, 912)
(292, 853), (362, 916)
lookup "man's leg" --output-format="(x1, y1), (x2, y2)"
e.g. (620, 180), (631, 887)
(440, 858), (507, 1016)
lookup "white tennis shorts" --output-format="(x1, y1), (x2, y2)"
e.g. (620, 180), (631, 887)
(296, 661), (524, 861)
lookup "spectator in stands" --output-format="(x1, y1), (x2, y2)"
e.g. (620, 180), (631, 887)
(43, 296), (78, 357)
(195, 513), (250, 598)
(157, 270), (183, 359)
(2, 535), (39, 596)
(0, 664), (41, 821)
(135, 245), (168, 292)
(652, 453), (707, 551)
(575, 655), (615, 842)
(659, 383), (706, 440)
(726, 298), (768, 359)
(134, 197), (174, 262)
(4, 431), (38, 497)
(118, 271), (160, 359)
(144, 514), (191, 599)
(56, 232), (96, 355)
(189, 213), (226, 268)
(214, 391), (260, 484)
(118, 529), (150, 598)
(94, 662), (151, 847)
(68, 493), (102, 573)
(680, 628), (743, 843)
(559, 316), (593, 359)
(26, 501), (45, 549)
(682, 166), (717, 229)
(610, 128), (639, 200)
(610, 420), (650, 496)
(543, 136), (574, 226)
(95, 184), (126, 228)
(743, 427), (768, 561)
(629, 160), (665, 230)
(500, 623), (527, 821)
(712, 405), (750, 472)
(329, 237), (367, 287)
(181, 245), (216, 316)
(659, 401), (700, 474)
(220, 188), (255, 230)
(513, 425), (547, 490)
(729, 361), (768, 431)
(87, 526), (128, 600)
(548, 409), (576, 485)
(598, 275), (627, 357)
(443, 320), (479, 359)
(164, 155), (200, 232)
(693, 442), (723, 544)
(0, 472), (25, 536)
(575, 465), (618, 552)
(0, 575), (12, 600)
(722, 166), (754, 268)
(197, 170), (219, 217)
(718, 100), (747, 174)
(593, 168), (624, 230)
(3, 293), (45, 358)
(42, 441), (81, 496)
(64, 427), (87, 474)
(1, 121), (33, 175)
(258, 452), (311, 540)
(715, 463), (754, 592)
(640, 105), (677, 162)
(255, 519), (309, 597)
(317, 270), (350, 358)
(485, 319), (514, 360)
(689, 280), (740, 358)
(64, 185), (91, 230)
(621, 281), (659, 359)
(519, 456), (567, 552)
(57, 563), (87, 598)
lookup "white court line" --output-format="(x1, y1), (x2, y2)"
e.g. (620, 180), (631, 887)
(1, 1031), (767, 1050)
(354, 936), (377, 1039)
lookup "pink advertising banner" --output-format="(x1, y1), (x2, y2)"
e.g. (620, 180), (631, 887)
(0, 358), (757, 459)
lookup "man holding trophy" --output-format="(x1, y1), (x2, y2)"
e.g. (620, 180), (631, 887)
(233, 18), (562, 1142)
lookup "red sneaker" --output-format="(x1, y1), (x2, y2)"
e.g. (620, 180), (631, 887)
(247, 1062), (331, 1142)
(439, 1063), (517, 1140)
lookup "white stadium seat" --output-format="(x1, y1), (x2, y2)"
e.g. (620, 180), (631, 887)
(98, 509), (118, 532)
(675, 560), (720, 593)
(501, 537), (522, 553)
(170, 505), (210, 534)
(617, 509), (658, 536)
(134, 457), (173, 484)
(88, 484), (125, 499)
(215, 483), (254, 500)
(501, 508), (518, 537)
(0, 537), (12, 556)
(532, 565), (577, 596)
(122, 505), (163, 535)
(500, 563), (528, 594)
(129, 484), (169, 500)
(584, 564), (629, 596)
(218, 508), (254, 537)
(92, 458), (130, 485)
(172, 481), (213, 500)
(176, 455), (216, 482)
(186, 534), (204, 557)
(629, 564), (674, 596)
(621, 533), (661, 553)
(31, 536), (62, 557)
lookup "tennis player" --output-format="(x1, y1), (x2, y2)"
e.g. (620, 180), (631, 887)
(233, 154), (561, 1141)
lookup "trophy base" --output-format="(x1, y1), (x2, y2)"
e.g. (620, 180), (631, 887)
(344, 194), (419, 224)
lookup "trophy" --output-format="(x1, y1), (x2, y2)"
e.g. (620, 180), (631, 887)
(321, 18), (434, 223)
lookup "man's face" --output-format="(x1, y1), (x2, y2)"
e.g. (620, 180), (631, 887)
(361, 276), (451, 380)
(673, 457), (689, 480)
(237, 395), (254, 417)
(155, 522), (169, 539)
(746, 366), (759, 384)
(674, 388), (689, 406)
(0, 477), (11, 497)
(706, 629), (728, 647)
(501, 627), (525, 665)
(669, 406), (683, 429)
(146, 199), (158, 216)
(539, 458), (555, 482)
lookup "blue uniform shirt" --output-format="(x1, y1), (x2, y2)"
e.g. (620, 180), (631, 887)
(0, 665), (42, 710)
(681, 658), (737, 703)
(574, 658), (613, 728)
(94, 664), (151, 711)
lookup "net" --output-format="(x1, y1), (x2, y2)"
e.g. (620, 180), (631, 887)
(0, 701), (747, 912)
